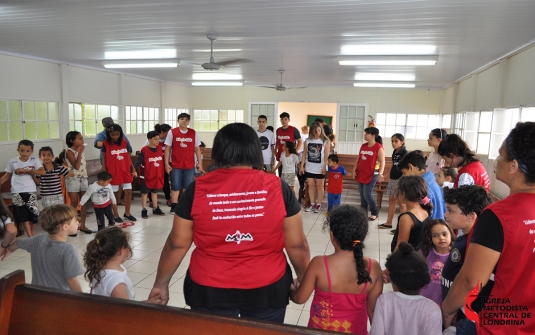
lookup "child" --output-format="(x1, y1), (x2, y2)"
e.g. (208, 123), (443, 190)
(80, 171), (117, 231)
(435, 166), (458, 189)
(426, 128), (447, 175)
(272, 141), (300, 192)
(326, 154), (347, 212)
(0, 140), (46, 237)
(291, 205), (383, 335)
(65, 131), (92, 234)
(399, 150), (445, 220)
(144, 124), (172, 207)
(418, 219), (455, 306)
(55, 150), (71, 206)
(441, 186), (492, 334)
(101, 124), (138, 223)
(328, 134), (336, 155)
(1, 205), (84, 291)
(370, 242), (442, 335)
(378, 133), (408, 229)
(34, 147), (73, 208)
(194, 141), (206, 178)
(0, 196), (17, 257)
(134, 131), (166, 219)
(84, 227), (162, 302)
(390, 175), (433, 253)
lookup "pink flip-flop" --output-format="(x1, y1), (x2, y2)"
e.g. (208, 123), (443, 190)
(124, 221), (135, 226)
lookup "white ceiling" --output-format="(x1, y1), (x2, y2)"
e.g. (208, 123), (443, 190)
(1, 0), (534, 89)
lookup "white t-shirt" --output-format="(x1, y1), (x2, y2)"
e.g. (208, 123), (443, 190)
(91, 265), (135, 300)
(256, 129), (275, 164)
(426, 152), (444, 176)
(280, 153), (300, 174)
(304, 138), (327, 174)
(5, 157), (43, 193)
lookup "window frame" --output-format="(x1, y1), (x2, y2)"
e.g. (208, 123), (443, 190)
(125, 105), (160, 135)
(68, 102), (121, 137)
(375, 112), (442, 140)
(193, 109), (244, 132)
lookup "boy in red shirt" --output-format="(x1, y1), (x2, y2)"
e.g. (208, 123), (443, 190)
(327, 154), (347, 212)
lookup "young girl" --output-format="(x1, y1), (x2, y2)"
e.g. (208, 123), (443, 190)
(435, 166), (458, 189)
(426, 128), (447, 175)
(84, 227), (160, 302)
(390, 175), (433, 253)
(291, 205), (383, 335)
(34, 147), (73, 208)
(299, 122), (331, 213)
(418, 219), (455, 306)
(370, 242), (442, 335)
(65, 131), (92, 234)
(55, 150), (71, 206)
(378, 133), (408, 230)
(101, 124), (137, 223)
(272, 141), (300, 192)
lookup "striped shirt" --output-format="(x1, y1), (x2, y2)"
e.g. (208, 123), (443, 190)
(36, 165), (69, 196)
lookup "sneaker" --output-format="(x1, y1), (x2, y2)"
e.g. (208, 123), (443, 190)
(123, 214), (137, 221)
(153, 207), (165, 216)
(114, 217), (124, 223)
(170, 203), (177, 213)
(314, 204), (322, 213)
(305, 204), (316, 212)
(141, 209), (148, 219)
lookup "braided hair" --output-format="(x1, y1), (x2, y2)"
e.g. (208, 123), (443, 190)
(323, 205), (371, 284)
(84, 227), (132, 288)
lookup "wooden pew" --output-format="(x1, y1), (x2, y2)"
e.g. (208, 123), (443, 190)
(0, 270), (337, 335)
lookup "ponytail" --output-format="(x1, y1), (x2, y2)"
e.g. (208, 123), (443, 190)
(419, 196), (433, 218)
(375, 135), (383, 145)
(352, 241), (372, 285)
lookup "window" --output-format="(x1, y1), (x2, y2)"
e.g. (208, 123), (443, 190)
(193, 109), (244, 131)
(0, 100), (60, 142)
(69, 103), (121, 137)
(164, 108), (189, 126)
(488, 108), (520, 159)
(249, 103), (276, 129)
(375, 113), (441, 140)
(453, 112), (465, 138)
(125, 106), (160, 135)
(521, 107), (535, 122)
(441, 114), (452, 133)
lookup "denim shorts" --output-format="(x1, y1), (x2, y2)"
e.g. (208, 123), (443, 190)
(170, 168), (195, 191)
(111, 183), (132, 192)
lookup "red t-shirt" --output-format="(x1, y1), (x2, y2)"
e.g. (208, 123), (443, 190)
(141, 146), (164, 189)
(276, 126), (297, 160)
(170, 128), (196, 169)
(328, 165), (347, 194)
(355, 142), (382, 184)
(103, 139), (133, 185)
(454, 161), (490, 191)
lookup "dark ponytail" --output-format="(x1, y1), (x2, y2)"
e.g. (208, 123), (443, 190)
(365, 127), (382, 145)
(430, 128), (448, 141)
(323, 205), (371, 284)
(155, 123), (172, 133)
(397, 176), (433, 216)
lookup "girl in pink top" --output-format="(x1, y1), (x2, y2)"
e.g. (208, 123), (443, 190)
(291, 205), (383, 334)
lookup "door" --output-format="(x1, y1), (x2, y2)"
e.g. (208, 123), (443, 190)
(336, 104), (367, 154)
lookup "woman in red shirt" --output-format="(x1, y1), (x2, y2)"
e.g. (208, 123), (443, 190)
(149, 123), (310, 323)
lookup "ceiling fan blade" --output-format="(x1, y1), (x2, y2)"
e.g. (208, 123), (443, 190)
(286, 86), (308, 89)
(217, 58), (252, 66)
(259, 86), (277, 89)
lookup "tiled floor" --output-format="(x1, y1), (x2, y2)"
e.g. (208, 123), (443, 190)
(0, 182), (395, 327)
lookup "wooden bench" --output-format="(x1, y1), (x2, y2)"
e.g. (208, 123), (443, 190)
(0, 270), (335, 335)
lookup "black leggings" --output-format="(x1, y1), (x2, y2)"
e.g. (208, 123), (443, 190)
(95, 206), (115, 230)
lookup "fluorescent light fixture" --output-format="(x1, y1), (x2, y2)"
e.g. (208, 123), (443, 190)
(341, 45), (437, 55)
(102, 60), (179, 68)
(354, 82), (416, 88)
(355, 72), (415, 81)
(192, 82), (243, 86)
(192, 49), (242, 52)
(338, 55), (438, 66)
(192, 73), (243, 80)
(105, 49), (177, 60)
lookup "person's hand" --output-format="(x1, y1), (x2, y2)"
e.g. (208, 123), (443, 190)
(354, 170), (358, 179)
(149, 286), (169, 305)
(77, 145), (85, 154)
(321, 167), (326, 175)
(290, 277), (301, 291)
(132, 170), (138, 178)
(442, 308), (457, 328)
(197, 163), (206, 175)
(382, 268), (391, 284)
(299, 166), (304, 175)
(147, 289), (162, 304)
(165, 164), (172, 174)
(378, 174), (384, 182)
(14, 168), (26, 175)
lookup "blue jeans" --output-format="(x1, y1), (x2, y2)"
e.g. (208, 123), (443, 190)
(328, 192), (342, 211)
(170, 168), (195, 191)
(358, 174), (379, 216)
(191, 306), (286, 323)
(456, 318), (476, 335)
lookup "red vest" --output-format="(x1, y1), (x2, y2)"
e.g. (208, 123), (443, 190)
(328, 167), (345, 194)
(474, 193), (535, 335)
(103, 139), (133, 185)
(276, 126), (296, 160)
(454, 161), (490, 191)
(157, 139), (166, 156)
(189, 169), (287, 289)
(170, 128), (196, 169)
(141, 146), (164, 189)
(356, 142), (382, 184)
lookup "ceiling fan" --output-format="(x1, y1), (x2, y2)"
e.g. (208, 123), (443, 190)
(262, 69), (307, 91)
(196, 34), (248, 70)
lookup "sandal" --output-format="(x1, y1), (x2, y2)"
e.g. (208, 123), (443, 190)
(377, 223), (393, 229)
(368, 216), (378, 221)
(79, 228), (93, 234)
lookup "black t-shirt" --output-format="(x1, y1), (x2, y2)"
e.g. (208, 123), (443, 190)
(470, 209), (504, 252)
(390, 147), (408, 180)
(442, 235), (468, 302)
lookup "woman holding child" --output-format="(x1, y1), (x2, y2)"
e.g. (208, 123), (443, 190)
(150, 123), (310, 323)
(442, 122), (535, 334)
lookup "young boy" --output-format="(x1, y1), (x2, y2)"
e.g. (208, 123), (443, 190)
(1, 204), (84, 291)
(256, 115), (276, 173)
(80, 171), (117, 231)
(326, 154), (347, 211)
(441, 185), (493, 334)
(398, 150), (446, 220)
(135, 131), (166, 219)
(164, 112), (204, 213)
(0, 140), (46, 237)
(194, 141), (206, 178)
